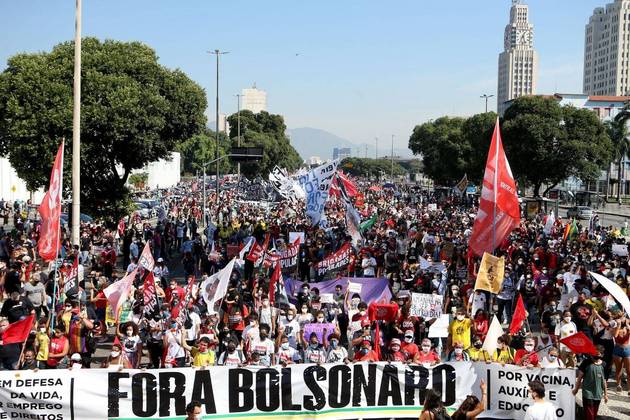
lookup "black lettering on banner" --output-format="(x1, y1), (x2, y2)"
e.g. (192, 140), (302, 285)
(229, 369), (254, 412)
(159, 372), (186, 417)
(352, 363), (377, 407)
(256, 369), (280, 412)
(132, 373), (157, 417)
(191, 370), (217, 414)
(303, 365), (326, 411)
(328, 364), (351, 408)
(405, 365), (429, 405)
(432, 364), (456, 407)
(281, 368), (301, 411)
(108, 372), (130, 417)
(378, 365), (403, 406)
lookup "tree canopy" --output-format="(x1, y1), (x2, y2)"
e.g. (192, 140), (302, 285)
(339, 157), (406, 179)
(0, 38), (207, 218)
(176, 129), (231, 176)
(226, 110), (302, 178)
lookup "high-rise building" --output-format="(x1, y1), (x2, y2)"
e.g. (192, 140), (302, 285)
(497, 0), (538, 115)
(583, 1), (630, 96)
(333, 147), (352, 160)
(241, 83), (267, 114)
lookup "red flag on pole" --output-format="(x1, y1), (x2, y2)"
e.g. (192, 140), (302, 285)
(269, 262), (282, 306)
(560, 332), (598, 355)
(2, 314), (35, 345)
(374, 321), (381, 361)
(368, 302), (399, 322)
(38, 142), (64, 261)
(509, 294), (527, 334)
(469, 119), (520, 256)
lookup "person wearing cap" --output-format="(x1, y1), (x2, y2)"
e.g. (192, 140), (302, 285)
(416, 338), (441, 365)
(385, 338), (406, 362)
(154, 257), (169, 281)
(69, 353), (83, 370)
(401, 330), (420, 362)
(302, 331), (327, 364)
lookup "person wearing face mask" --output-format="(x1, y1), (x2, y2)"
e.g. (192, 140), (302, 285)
(248, 324), (275, 366)
(555, 310), (577, 367)
(540, 301), (561, 335)
(515, 338), (540, 367)
(117, 321), (142, 368)
(242, 313), (260, 348)
(46, 326), (69, 369)
(385, 338), (406, 362)
(447, 341), (470, 362)
(492, 335), (515, 365)
(326, 333), (349, 363)
(278, 307), (300, 348)
(448, 309), (472, 351)
(185, 400), (202, 420)
(468, 336), (491, 362)
(540, 347), (564, 368)
(400, 330), (420, 362)
(296, 303), (314, 328)
(68, 353), (83, 370)
(217, 339), (245, 366)
(163, 321), (186, 367)
(573, 345), (608, 420)
(415, 339), (441, 365)
(100, 343), (131, 369)
(353, 338), (379, 362)
(275, 335), (301, 365)
(302, 331), (327, 364)
(258, 297), (276, 335)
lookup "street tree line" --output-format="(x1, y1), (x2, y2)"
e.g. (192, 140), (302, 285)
(408, 96), (617, 197)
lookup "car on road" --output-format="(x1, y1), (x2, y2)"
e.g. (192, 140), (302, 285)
(60, 212), (93, 226)
(566, 205), (595, 220)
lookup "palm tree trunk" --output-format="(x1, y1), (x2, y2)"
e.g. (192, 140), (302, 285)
(618, 158), (623, 204)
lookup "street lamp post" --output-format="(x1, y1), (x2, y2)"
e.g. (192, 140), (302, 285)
(480, 94), (494, 113)
(236, 93), (242, 177)
(71, 0), (82, 246)
(208, 49), (229, 215)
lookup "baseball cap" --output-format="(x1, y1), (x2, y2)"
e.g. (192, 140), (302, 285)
(70, 353), (82, 362)
(390, 338), (401, 347)
(404, 330), (414, 338)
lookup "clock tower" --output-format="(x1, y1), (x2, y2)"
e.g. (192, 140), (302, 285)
(497, 0), (538, 115)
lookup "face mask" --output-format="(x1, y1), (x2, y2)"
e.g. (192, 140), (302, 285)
(39, 327), (46, 333)
(286, 315), (294, 321)
(524, 345), (534, 352)
(422, 345), (431, 353)
(301, 308), (308, 314)
(474, 342), (482, 349)
(331, 340), (338, 348)
(564, 317), (572, 323)
(111, 351), (120, 358)
(351, 298), (360, 305)
(249, 321), (257, 327)
(126, 330), (133, 336)
(361, 348), (369, 355)
(548, 355), (557, 361)
(281, 342), (290, 350)
(456, 315), (465, 321)
(454, 348), (463, 355)
(310, 342), (319, 349)
(404, 336), (414, 343)
(452, 290), (459, 296)
(317, 317), (324, 323)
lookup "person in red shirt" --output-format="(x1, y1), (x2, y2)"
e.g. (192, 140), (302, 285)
(100, 244), (117, 278)
(400, 329), (420, 362)
(353, 339), (379, 362)
(165, 279), (186, 306)
(415, 338), (441, 365)
(385, 338), (406, 362)
(515, 337), (540, 367)
(472, 309), (489, 342)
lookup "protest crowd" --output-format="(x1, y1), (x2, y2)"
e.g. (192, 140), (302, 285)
(1, 153), (630, 420)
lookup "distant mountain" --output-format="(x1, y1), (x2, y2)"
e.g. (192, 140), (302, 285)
(288, 127), (413, 160)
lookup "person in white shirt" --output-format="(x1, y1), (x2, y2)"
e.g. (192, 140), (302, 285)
(540, 347), (565, 368)
(524, 380), (558, 420)
(248, 324), (275, 367)
(555, 310), (577, 367)
(278, 308), (301, 348)
(275, 335), (301, 365)
(258, 298), (277, 335)
(361, 252), (376, 277)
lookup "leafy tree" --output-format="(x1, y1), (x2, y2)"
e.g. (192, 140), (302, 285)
(339, 157), (406, 179)
(502, 96), (612, 197)
(226, 110), (301, 177)
(408, 116), (468, 185)
(461, 112), (497, 184)
(0, 38), (207, 219)
(176, 129), (231, 176)
(611, 105), (630, 203)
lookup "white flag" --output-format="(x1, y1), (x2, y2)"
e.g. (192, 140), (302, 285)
(543, 211), (555, 235)
(590, 271), (630, 316)
(201, 258), (236, 312)
(104, 268), (137, 319)
(482, 315), (504, 358)
(345, 201), (363, 248)
(297, 160), (339, 226)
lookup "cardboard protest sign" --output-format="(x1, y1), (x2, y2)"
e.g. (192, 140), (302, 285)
(410, 293), (444, 319)
(474, 252), (505, 293)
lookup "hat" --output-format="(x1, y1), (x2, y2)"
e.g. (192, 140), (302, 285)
(70, 353), (82, 362)
(404, 329), (414, 338)
(390, 338), (401, 347)
(360, 319), (371, 327)
(157, 257), (164, 263)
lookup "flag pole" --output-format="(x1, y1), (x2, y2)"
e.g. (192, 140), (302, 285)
(49, 140), (65, 333)
(492, 119), (499, 254)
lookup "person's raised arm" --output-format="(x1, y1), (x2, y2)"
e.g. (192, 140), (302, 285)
(467, 380), (487, 418)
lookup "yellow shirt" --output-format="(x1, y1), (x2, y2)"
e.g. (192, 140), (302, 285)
(493, 347), (516, 364)
(36, 332), (49, 361)
(449, 318), (472, 349)
(191, 347), (215, 367)
(468, 347), (490, 362)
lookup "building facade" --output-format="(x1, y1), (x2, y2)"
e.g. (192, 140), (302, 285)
(583, 0), (630, 96)
(497, 0), (538, 115)
(241, 84), (267, 114)
(333, 147), (352, 160)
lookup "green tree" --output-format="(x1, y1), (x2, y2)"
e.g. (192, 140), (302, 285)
(340, 157), (406, 179)
(611, 105), (630, 203)
(176, 129), (231, 176)
(0, 38), (207, 219)
(226, 110), (301, 177)
(408, 116), (467, 185)
(461, 112), (497, 184)
(502, 96), (612, 197)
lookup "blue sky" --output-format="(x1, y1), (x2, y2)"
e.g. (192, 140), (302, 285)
(0, 0), (605, 149)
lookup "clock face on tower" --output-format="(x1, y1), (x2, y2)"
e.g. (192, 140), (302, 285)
(517, 30), (531, 46)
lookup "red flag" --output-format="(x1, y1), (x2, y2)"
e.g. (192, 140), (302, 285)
(2, 314), (35, 345)
(37, 142), (64, 261)
(269, 262), (281, 306)
(560, 332), (598, 355)
(469, 119), (520, 256)
(143, 271), (159, 319)
(368, 302), (399, 322)
(374, 321), (381, 361)
(24, 262), (34, 283)
(113, 335), (121, 347)
(509, 294), (527, 334)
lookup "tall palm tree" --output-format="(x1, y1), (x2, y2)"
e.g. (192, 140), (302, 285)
(612, 104), (630, 203)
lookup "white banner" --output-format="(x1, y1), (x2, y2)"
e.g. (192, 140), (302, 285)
(297, 160), (339, 226)
(410, 292), (444, 319)
(0, 363), (574, 420)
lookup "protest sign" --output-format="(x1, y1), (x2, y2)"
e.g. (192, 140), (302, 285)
(303, 322), (336, 343)
(410, 293), (444, 319)
(474, 252), (505, 293)
(0, 363), (574, 420)
(612, 243), (628, 257)
(319, 293), (334, 304)
(428, 314), (450, 338)
(285, 277), (392, 308)
(315, 242), (352, 276)
(297, 160), (339, 226)
(289, 231), (305, 244)
(347, 282), (362, 294)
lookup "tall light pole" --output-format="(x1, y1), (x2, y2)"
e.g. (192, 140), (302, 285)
(71, 0), (82, 246)
(390, 134), (394, 180)
(235, 93), (242, 177)
(208, 49), (229, 216)
(480, 94), (494, 113)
